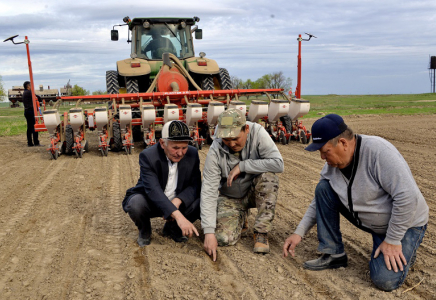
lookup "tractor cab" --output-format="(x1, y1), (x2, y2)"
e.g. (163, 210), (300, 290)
(132, 21), (199, 60)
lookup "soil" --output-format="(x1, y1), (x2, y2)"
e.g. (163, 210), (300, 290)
(0, 114), (435, 300)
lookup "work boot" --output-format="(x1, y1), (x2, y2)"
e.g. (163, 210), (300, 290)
(163, 221), (188, 243)
(303, 253), (348, 270)
(137, 233), (151, 247)
(253, 232), (269, 253)
(241, 216), (249, 235)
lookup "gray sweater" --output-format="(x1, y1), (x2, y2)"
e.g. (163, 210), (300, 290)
(201, 121), (284, 234)
(294, 135), (429, 245)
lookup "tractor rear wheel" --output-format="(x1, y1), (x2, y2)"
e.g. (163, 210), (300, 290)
(218, 68), (232, 90)
(65, 125), (74, 155)
(202, 75), (214, 90)
(106, 70), (120, 94)
(126, 77), (139, 94)
(306, 130), (311, 143)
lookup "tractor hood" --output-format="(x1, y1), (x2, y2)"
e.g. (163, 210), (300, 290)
(117, 58), (151, 77)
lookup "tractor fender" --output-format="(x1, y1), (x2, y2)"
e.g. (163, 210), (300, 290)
(185, 57), (220, 75)
(116, 58), (151, 77)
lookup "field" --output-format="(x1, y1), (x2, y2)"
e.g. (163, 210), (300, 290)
(0, 97), (435, 299)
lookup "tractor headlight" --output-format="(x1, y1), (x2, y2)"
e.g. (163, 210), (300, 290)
(180, 21), (186, 29)
(143, 21), (150, 29)
(199, 52), (206, 58)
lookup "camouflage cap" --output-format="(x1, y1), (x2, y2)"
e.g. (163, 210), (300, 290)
(216, 108), (246, 138)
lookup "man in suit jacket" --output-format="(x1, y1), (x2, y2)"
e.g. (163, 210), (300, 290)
(122, 120), (201, 247)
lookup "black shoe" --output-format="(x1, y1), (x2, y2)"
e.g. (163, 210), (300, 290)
(162, 221), (188, 243)
(303, 253), (348, 271)
(28, 144), (34, 147)
(137, 235), (151, 247)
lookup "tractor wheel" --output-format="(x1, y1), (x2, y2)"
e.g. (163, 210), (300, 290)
(126, 77), (139, 94)
(306, 130), (311, 144)
(77, 146), (84, 158)
(132, 126), (142, 142)
(84, 140), (89, 152)
(194, 141), (199, 150)
(218, 68), (232, 90)
(65, 125), (74, 155)
(51, 149), (59, 160)
(112, 122), (122, 152)
(202, 75), (214, 90)
(199, 136), (203, 150)
(106, 70), (120, 94)
(280, 116), (292, 134)
(280, 131), (287, 145)
(300, 130), (307, 144)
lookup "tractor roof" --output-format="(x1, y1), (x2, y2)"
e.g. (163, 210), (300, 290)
(129, 17), (196, 30)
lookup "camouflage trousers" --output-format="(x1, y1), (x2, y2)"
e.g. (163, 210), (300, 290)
(216, 172), (279, 246)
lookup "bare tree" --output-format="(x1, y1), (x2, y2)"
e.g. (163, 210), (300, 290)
(268, 71), (292, 91)
(231, 76), (243, 89)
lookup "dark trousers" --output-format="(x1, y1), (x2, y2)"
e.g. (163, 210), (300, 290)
(24, 109), (39, 146)
(315, 179), (427, 291)
(122, 193), (200, 239)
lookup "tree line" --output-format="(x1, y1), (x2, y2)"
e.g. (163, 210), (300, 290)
(0, 71), (292, 100)
(231, 71), (292, 92)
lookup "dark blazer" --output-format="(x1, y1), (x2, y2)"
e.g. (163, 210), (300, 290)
(123, 143), (201, 219)
(22, 89), (41, 110)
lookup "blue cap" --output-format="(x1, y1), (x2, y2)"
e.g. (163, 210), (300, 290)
(305, 114), (348, 152)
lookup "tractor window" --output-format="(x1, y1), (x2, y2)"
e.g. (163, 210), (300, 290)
(135, 24), (194, 60)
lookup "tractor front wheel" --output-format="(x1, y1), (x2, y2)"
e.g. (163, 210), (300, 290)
(202, 75), (214, 90)
(126, 77), (139, 94)
(111, 122), (122, 152)
(65, 125), (74, 155)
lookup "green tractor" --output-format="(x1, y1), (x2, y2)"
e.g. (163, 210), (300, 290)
(107, 16), (232, 94)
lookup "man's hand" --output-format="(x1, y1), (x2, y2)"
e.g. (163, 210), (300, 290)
(204, 233), (218, 262)
(171, 210), (199, 238)
(283, 234), (302, 258)
(374, 241), (407, 272)
(227, 164), (241, 187)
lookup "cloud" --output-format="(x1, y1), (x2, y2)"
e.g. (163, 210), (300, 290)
(1, 0), (436, 95)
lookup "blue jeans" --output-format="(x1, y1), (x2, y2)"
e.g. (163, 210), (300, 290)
(315, 179), (427, 291)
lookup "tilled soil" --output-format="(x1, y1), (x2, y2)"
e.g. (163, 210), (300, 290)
(0, 114), (435, 300)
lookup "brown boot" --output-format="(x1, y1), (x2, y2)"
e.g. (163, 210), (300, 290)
(241, 216), (249, 235)
(253, 232), (269, 253)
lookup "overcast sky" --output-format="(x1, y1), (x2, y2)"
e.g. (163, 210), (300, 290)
(1, 0), (436, 96)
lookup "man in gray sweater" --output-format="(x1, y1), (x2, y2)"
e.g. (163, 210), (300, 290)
(282, 114), (428, 291)
(202, 109), (284, 261)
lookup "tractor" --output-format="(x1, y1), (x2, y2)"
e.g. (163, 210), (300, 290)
(107, 16), (232, 149)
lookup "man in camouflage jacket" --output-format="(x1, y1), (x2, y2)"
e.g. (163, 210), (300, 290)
(201, 109), (284, 260)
